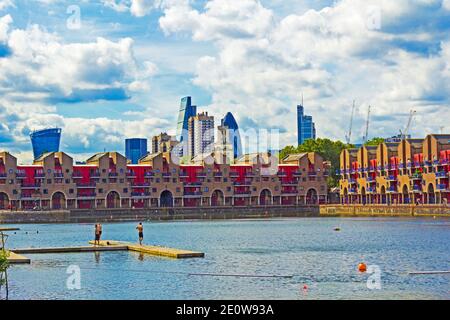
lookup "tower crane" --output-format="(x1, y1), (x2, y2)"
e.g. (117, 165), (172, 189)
(345, 100), (356, 145)
(363, 105), (371, 144)
(400, 110), (416, 139)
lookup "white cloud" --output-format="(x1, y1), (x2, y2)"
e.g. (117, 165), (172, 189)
(443, 0), (450, 10)
(102, 0), (167, 17)
(130, 0), (157, 17)
(0, 13), (11, 41)
(0, 16), (156, 103)
(0, 15), (163, 163)
(0, 0), (14, 11)
(160, 0), (273, 41)
(157, 0), (450, 145)
(102, 0), (129, 13)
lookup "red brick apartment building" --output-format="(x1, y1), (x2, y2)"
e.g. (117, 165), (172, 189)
(0, 151), (329, 210)
(339, 134), (450, 205)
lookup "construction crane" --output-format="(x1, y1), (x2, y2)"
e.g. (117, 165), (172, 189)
(363, 105), (371, 144)
(345, 100), (356, 145)
(400, 110), (416, 139)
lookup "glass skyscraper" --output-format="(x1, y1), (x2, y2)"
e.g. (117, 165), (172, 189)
(176, 96), (197, 156)
(30, 128), (62, 159)
(221, 112), (242, 159)
(125, 138), (148, 164)
(297, 105), (316, 145)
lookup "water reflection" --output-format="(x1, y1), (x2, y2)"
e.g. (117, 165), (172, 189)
(0, 270), (9, 300)
(138, 253), (144, 261)
(94, 252), (101, 264)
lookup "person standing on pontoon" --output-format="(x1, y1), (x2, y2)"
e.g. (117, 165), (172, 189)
(136, 223), (144, 245)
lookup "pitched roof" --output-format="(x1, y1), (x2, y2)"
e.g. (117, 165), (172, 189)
(139, 152), (160, 162)
(86, 152), (107, 162)
(282, 153), (308, 162)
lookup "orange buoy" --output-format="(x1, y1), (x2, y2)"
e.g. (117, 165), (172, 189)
(358, 263), (367, 273)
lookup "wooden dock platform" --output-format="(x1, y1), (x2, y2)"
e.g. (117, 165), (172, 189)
(89, 240), (205, 259)
(12, 245), (129, 254)
(6, 251), (31, 264)
(7, 240), (203, 264)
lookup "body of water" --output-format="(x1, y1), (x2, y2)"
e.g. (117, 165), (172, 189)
(2, 217), (449, 300)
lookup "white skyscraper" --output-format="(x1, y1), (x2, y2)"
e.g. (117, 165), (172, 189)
(188, 112), (215, 159)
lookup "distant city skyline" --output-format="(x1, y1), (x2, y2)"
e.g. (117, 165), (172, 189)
(125, 138), (147, 164)
(1, 1), (450, 164)
(297, 104), (316, 145)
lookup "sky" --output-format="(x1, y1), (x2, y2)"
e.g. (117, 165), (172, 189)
(0, 0), (450, 164)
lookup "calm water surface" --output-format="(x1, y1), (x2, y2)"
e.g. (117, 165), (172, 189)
(2, 217), (450, 300)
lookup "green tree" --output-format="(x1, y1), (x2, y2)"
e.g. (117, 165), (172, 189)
(0, 250), (8, 287)
(364, 137), (385, 146)
(280, 138), (353, 188)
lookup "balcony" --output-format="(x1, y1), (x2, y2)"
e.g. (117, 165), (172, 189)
(184, 182), (202, 186)
(76, 182), (96, 188)
(126, 172), (136, 178)
(413, 185), (422, 192)
(424, 161), (432, 167)
(21, 184), (41, 189)
(387, 186), (397, 193)
(54, 172), (64, 178)
(234, 190), (252, 195)
(72, 172), (83, 178)
(348, 188), (357, 194)
(183, 191), (203, 197)
(433, 160), (442, 166)
(179, 172), (189, 178)
(369, 166), (376, 172)
(77, 193), (96, 198)
(0, 173), (7, 178)
(308, 171), (317, 177)
(367, 176), (376, 182)
(245, 171), (256, 177)
(411, 174), (422, 180)
(213, 172), (223, 177)
(197, 172), (207, 178)
(349, 178), (357, 184)
(229, 172), (239, 177)
(131, 182), (150, 188)
(20, 194), (40, 199)
(435, 171), (448, 178)
(233, 181), (253, 186)
(162, 172), (171, 177)
(144, 172), (155, 177)
(281, 180), (299, 186)
(437, 184), (448, 191)
(281, 190), (298, 195)
(90, 172), (101, 178)
(131, 192), (150, 197)
(277, 171), (287, 177)
(367, 187), (376, 193)
(108, 172), (119, 177)
(387, 175), (397, 181)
